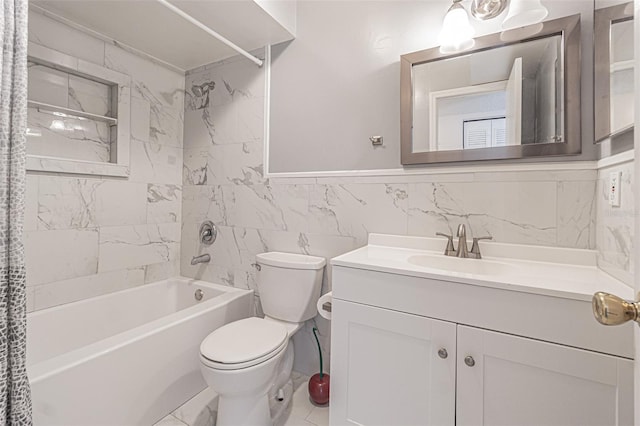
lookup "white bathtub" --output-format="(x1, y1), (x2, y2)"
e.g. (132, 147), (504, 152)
(27, 277), (253, 425)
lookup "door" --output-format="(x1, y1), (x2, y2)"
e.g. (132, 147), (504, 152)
(597, 1), (640, 421)
(634, 0), (640, 422)
(505, 57), (522, 146)
(456, 325), (634, 426)
(330, 299), (456, 426)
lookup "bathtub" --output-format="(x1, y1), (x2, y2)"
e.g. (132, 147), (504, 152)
(27, 277), (253, 425)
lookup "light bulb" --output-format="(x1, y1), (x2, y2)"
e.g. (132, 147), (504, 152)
(439, 1), (476, 54)
(502, 0), (548, 31)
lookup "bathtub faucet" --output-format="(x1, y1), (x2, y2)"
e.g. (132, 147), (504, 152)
(191, 254), (211, 265)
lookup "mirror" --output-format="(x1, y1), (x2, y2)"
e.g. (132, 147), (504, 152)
(594, 1), (634, 143)
(401, 14), (581, 165)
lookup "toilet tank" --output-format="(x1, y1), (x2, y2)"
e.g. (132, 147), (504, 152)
(255, 252), (326, 323)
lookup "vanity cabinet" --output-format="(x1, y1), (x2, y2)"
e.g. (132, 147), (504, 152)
(456, 326), (633, 426)
(330, 265), (634, 426)
(330, 299), (456, 426)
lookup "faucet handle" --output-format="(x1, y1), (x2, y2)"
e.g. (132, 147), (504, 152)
(436, 232), (456, 256)
(470, 236), (493, 259)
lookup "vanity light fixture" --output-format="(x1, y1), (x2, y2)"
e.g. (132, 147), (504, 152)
(438, 0), (548, 52)
(438, 0), (476, 54)
(471, 0), (508, 20)
(501, 0), (548, 30)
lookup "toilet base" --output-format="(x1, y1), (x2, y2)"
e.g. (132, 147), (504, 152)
(214, 378), (296, 426)
(217, 393), (271, 426)
(270, 378), (294, 426)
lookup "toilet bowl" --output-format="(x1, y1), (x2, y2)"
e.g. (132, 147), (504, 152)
(199, 252), (326, 426)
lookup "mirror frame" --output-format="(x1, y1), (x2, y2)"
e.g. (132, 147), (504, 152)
(400, 14), (581, 165)
(594, 2), (634, 143)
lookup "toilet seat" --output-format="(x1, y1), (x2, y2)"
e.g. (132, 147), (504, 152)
(200, 317), (289, 370)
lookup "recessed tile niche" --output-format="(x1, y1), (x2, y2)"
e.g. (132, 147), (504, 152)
(26, 42), (131, 177)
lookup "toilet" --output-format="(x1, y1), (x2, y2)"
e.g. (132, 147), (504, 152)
(199, 252), (326, 426)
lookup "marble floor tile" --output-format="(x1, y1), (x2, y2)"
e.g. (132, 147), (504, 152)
(306, 404), (330, 426)
(164, 373), (330, 426)
(279, 373), (329, 426)
(172, 386), (218, 426)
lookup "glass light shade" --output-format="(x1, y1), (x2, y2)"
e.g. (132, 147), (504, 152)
(438, 2), (476, 54)
(502, 0), (548, 30)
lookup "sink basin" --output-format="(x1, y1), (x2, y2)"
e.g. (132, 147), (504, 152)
(407, 254), (518, 276)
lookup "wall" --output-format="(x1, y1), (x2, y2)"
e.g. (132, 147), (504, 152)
(269, 0), (595, 173)
(596, 156), (635, 285)
(24, 10), (184, 312)
(182, 50), (601, 375)
(593, 0), (635, 283)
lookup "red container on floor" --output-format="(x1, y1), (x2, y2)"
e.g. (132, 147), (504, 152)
(308, 373), (330, 406)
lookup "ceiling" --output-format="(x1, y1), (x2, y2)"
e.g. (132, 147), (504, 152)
(32, 0), (296, 71)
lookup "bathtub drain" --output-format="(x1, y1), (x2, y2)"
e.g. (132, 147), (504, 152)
(195, 289), (204, 301)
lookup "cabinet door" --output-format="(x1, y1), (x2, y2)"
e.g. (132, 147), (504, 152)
(330, 299), (456, 426)
(456, 325), (634, 426)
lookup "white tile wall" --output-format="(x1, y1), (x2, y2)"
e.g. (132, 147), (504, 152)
(26, 229), (99, 285)
(595, 160), (634, 286)
(25, 10), (185, 312)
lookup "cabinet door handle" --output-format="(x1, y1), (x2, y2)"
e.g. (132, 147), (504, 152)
(464, 355), (475, 367)
(437, 348), (448, 359)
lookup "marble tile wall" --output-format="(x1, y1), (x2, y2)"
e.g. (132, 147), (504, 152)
(181, 53), (599, 376)
(595, 159), (634, 286)
(24, 10), (185, 312)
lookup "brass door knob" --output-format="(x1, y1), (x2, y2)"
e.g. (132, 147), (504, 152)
(592, 292), (640, 326)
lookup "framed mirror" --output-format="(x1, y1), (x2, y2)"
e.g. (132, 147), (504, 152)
(401, 14), (581, 165)
(594, 2), (634, 143)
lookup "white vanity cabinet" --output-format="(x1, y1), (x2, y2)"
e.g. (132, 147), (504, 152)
(329, 249), (635, 426)
(331, 299), (456, 426)
(456, 326), (633, 426)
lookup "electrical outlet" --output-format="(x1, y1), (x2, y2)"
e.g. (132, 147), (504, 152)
(609, 171), (621, 207)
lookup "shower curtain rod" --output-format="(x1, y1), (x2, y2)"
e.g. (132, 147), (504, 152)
(155, 0), (264, 67)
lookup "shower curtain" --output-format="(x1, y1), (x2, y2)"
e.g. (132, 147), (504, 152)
(0, 0), (31, 423)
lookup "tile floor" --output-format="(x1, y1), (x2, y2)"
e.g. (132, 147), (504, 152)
(154, 372), (329, 426)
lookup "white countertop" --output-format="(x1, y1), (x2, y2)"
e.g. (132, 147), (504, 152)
(331, 234), (633, 302)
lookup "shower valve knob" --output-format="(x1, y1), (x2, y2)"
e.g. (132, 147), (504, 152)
(199, 220), (217, 245)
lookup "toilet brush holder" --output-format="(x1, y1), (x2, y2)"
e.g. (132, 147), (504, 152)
(308, 326), (330, 406)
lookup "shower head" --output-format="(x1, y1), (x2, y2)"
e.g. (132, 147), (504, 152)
(191, 81), (215, 97)
(192, 84), (203, 97)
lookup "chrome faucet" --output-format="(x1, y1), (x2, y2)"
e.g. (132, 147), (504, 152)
(436, 224), (493, 259)
(191, 254), (211, 265)
(456, 224), (468, 258)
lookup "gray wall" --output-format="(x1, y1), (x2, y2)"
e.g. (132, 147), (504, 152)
(269, 0), (595, 173)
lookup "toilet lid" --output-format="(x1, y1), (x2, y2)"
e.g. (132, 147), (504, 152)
(200, 317), (288, 364)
